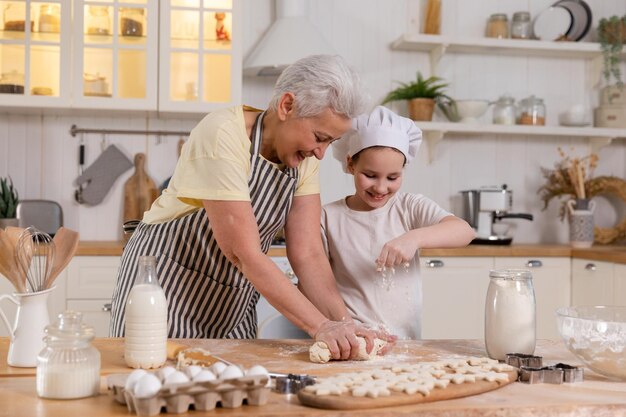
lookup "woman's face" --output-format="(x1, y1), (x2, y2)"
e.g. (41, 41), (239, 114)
(347, 147), (405, 211)
(274, 107), (351, 168)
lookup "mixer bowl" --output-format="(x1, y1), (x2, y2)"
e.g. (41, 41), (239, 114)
(556, 306), (626, 381)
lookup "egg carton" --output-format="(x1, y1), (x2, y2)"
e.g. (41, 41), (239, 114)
(108, 374), (270, 416)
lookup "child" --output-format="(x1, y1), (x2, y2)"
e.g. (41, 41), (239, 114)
(322, 106), (475, 339)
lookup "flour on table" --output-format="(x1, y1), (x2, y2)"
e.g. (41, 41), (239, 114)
(309, 337), (387, 364)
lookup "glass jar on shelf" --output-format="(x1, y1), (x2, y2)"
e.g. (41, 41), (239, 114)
(492, 95), (516, 125)
(486, 13), (508, 39)
(120, 8), (144, 37)
(0, 70), (25, 94)
(36, 311), (101, 399)
(38, 4), (60, 33)
(517, 95), (546, 126)
(511, 11), (531, 39)
(87, 6), (110, 35)
(3, 3), (32, 32)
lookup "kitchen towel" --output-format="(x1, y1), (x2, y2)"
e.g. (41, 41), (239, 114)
(74, 145), (133, 205)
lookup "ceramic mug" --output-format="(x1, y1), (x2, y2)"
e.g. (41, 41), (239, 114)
(567, 199), (595, 248)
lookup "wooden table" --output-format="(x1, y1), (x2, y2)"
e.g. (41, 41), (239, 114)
(1, 338), (626, 416)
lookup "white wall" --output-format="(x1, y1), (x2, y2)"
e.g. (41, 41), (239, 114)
(0, 0), (625, 243)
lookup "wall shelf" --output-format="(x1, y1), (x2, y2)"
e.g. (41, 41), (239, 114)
(417, 121), (626, 162)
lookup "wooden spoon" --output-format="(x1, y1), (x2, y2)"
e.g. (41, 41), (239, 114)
(45, 227), (80, 289)
(0, 229), (27, 293)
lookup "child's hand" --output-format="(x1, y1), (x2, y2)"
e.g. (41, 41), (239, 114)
(375, 233), (419, 270)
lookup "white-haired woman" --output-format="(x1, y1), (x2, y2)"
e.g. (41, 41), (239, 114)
(110, 55), (379, 360)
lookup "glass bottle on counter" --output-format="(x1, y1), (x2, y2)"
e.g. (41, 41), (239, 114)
(511, 12), (531, 39)
(492, 95), (516, 125)
(517, 95), (546, 126)
(36, 311), (101, 399)
(486, 13), (509, 39)
(485, 269), (536, 361)
(124, 256), (167, 369)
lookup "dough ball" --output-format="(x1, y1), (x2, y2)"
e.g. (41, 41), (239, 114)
(309, 337), (386, 363)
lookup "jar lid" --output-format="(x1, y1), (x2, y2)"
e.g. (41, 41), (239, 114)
(45, 311), (95, 341)
(489, 13), (508, 21)
(496, 94), (515, 104)
(512, 11), (530, 21)
(489, 269), (532, 280)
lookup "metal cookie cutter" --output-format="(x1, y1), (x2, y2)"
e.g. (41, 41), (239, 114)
(506, 353), (543, 368)
(519, 366), (545, 384)
(555, 363), (584, 383)
(519, 364), (583, 384)
(273, 373), (316, 394)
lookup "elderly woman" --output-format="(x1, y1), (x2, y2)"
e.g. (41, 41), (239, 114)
(110, 54), (379, 360)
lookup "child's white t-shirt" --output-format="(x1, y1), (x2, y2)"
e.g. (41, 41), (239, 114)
(321, 192), (451, 339)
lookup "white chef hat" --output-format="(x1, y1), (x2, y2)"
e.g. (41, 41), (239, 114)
(332, 105), (422, 173)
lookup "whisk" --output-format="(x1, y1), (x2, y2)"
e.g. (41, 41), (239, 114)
(15, 227), (56, 293)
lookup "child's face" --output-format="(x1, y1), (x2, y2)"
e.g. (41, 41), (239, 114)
(347, 147), (405, 211)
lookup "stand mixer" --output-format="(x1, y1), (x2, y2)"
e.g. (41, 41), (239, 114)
(460, 184), (533, 245)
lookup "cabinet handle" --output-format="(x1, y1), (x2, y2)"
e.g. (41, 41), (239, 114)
(102, 303), (112, 312)
(426, 260), (444, 268)
(526, 260), (543, 268)
(585, 263), (596, 271)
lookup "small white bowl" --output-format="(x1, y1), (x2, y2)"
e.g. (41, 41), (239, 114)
(455, 100), (490, 123)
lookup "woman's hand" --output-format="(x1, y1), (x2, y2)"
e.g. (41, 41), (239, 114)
(375, 232), (419, 270)
(314, 319), (370, 360)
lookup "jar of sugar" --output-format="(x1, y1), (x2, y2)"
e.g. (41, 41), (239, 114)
(484, 269), (536, 361)
(36, 311), (101, 399)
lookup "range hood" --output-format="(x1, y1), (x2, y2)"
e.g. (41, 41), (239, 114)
(243, 0), (336, 77)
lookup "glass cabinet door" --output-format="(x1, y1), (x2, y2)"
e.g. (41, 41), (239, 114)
(159, 0), (241, 113)
(0, 0), (71, 108)
(73, 0), (157, 110)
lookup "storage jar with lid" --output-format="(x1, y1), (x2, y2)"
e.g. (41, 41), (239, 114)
(3, 3), (33, 31)
(0, 70), (25, 94)
(87, 6), (110, 35)
(485, 269), (536, 361)
(492, 95), (516, 125)
(120, 8), (144, 37)
(38, 4), (60, 33)
(36, 311), (101, 399)
(486, 13), (508, 39)
(517, 95), (546, 126)
(511, 11), (531, 39)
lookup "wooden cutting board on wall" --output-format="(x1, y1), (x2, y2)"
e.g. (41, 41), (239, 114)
(123, 153), (158, 223)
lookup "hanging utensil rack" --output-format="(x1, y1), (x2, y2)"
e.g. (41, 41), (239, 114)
(70, 124), (190, 138)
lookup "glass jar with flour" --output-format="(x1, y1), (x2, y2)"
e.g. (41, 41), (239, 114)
(484, 269), (536, 360)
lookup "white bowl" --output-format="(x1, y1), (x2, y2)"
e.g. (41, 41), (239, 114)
(455, 100), (490, 123)
(556, 305), (626, 380)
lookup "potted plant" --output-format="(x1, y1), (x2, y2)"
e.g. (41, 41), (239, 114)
(0, 176), (19, 229)
(382, 72), (452, 121)
(597, 15), (626, 88)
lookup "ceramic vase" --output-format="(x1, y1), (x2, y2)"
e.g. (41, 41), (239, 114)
(567, 199), (595, 248)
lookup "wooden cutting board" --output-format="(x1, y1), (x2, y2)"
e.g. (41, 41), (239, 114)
(123, 153), (158, 223)
(298, 368), (518, 410)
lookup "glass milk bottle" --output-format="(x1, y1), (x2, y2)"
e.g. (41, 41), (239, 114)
(124, 256), (167, 369)
(484, 269), (536, 360)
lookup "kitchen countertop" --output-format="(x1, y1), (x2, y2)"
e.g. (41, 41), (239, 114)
(1, 337), (625, 416)
(77, 241), (626, 263)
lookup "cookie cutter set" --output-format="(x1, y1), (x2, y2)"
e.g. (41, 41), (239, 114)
(272, 373), (316, 394)
(107, 373), (270, 417)
(505, 353), (584, 384)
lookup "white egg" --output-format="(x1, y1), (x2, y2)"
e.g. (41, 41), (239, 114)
(184, 365), (203, 379)
(192, 370), (217, 382)
(133, 374), (162, 399)
(210, 362), (227, 376)
(124, 369), (148, 391)
(245, 365), (269, 377)
(164, 370), (190, 385)
(156, 366), (177, 382)
(220, 364), (244, 380)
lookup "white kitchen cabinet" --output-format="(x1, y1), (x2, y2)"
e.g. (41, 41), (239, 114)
(421, 257), (493, 339)
(65, 255), (120, 336)
(0, 271), (67, 337)
(0, 0), (72, 108)
(493, 257), (570, 340)
(571, 258), (614, 306)
(615, 264), (626, 306)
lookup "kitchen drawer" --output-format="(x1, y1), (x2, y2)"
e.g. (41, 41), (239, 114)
(66, 299), (112, 337)
(66, 256), (121, 299)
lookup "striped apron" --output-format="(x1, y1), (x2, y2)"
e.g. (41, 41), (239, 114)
(109, 112), (298, 338)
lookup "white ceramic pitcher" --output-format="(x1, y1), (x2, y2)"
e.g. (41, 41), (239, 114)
(0, 286), (55, 367)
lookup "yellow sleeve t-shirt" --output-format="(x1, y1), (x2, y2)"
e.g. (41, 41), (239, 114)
(143, 105), (320, 224)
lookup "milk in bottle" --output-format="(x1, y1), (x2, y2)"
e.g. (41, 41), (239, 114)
(124, 256), (167, 369)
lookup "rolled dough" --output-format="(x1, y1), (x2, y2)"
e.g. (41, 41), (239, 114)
(309, 337), (387, 363)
